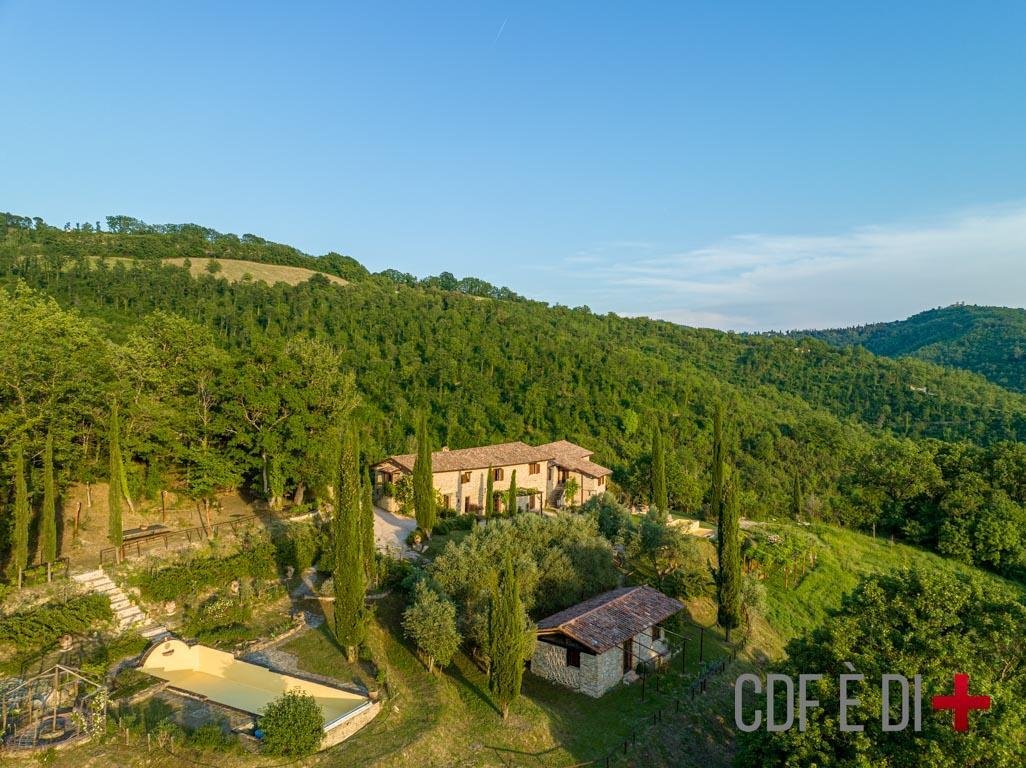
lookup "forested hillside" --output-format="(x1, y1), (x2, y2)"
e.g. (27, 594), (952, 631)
(798, 304), (1026, 393)
(4, 214), (1026, 583)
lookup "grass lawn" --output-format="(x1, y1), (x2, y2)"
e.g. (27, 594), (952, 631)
(421, 527), (472, 559)
(287, 593), (740, 768)
(763, 523), (1026, 643)
(280, 619), (373, 690)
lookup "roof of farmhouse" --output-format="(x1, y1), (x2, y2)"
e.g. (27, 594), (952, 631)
(376, 439), (612, 477)
(536, 586), (683, 653)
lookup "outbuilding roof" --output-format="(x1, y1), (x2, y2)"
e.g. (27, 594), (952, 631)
(536, 586), (683, 653)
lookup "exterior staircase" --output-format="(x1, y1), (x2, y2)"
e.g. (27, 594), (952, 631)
(72, 569), (170, 642)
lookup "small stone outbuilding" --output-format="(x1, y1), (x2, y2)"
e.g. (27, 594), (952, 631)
(530, 586), (683, 697)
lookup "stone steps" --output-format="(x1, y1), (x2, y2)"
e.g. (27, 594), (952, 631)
(72, 568), (169, 642)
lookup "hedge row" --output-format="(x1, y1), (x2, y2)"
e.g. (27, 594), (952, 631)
(130, 537), (278, 602)
(0, 593), (113, 652)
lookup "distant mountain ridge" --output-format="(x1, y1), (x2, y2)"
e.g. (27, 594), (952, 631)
(797, 304), (1026, 392)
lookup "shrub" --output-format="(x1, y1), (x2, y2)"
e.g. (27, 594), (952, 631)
(581, 492), (633, 541)
(117, 697), (175, 733)
(259, 691), (323, 757)
(183, 594), (252, 639)
(79, 632), (149, 679)
(273, 523), (321, 573)
(191, 624), (258, 648)
(130, 537), (277, 602)
(0, 594), (112, 654)
(391, 475), (414, 515)
(431, 515), (475, 536)
(154, 719), (186, 747)
(110, 668), (154, 699)
(186, 721), (238, 752)
(379, 555), (414, 592)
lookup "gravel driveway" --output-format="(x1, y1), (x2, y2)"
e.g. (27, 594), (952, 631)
(373, 506), (418, 559)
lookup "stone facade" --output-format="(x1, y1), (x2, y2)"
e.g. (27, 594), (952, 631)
(531, 638), (584, 691)
(432, 462), (546, 514)
(531, 626), (670, 698)
(547, 465), (606, 508)
(588, 646), (625, 697)
(374, 440), (610, 514)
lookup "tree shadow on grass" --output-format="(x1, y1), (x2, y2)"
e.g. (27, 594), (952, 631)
(447, 654), (502, 717)
(482, 745), (562, 767)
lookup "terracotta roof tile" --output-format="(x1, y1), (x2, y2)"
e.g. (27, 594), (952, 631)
(536, 586), (683, 653)
(536, 440), (592, 461)
(376, 439), (611, 477)
(382, 441), (542, 473)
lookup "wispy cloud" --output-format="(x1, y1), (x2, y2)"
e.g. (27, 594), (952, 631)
(558, 202), (1026, 331)
(493, 16), (508, 45)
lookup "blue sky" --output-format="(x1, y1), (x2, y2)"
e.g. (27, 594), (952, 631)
(2, 1), (1025, 330)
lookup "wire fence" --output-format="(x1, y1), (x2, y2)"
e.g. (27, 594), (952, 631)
(577, 646), (739, 768)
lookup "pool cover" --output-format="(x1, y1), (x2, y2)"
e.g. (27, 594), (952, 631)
(139, 638), (369, 730)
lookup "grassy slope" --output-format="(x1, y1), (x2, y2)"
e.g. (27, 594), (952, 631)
(99, 255), (349, 286)
(764, 523), (1026, 643)
(163, 256), (349, 286)
(298, 527), (1012, 767)
(301, 596), (738, 768)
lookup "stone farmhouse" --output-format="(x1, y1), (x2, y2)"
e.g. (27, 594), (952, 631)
(372, 439), (612, 514)
(530, 586), (683, 697)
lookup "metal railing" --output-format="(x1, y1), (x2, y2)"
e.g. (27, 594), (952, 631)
(99, 514), (261, 566)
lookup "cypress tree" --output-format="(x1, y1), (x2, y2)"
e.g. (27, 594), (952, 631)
(489, 554), (525, 719)
(412, 411), (436, 536)
(333, 425), (366, 662)
(7, 444), (30, 583)
(711, 402), (724, 561)
(40, 431), (57, 564)
(791, 471), (803, 520)
(362, 465), (376, 584)
(718, 485), (742, 632)
(108, 402), (124, 546)
(651, 423), (667, 517)
(506, 469), (517, 515)
(485, 466), (495, 518)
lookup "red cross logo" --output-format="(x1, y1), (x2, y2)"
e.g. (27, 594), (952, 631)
(931, 674), (991, 732)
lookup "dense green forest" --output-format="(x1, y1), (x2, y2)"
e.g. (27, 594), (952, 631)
(4, 213), (1026, 582)
(796, 303), (1026, 393)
